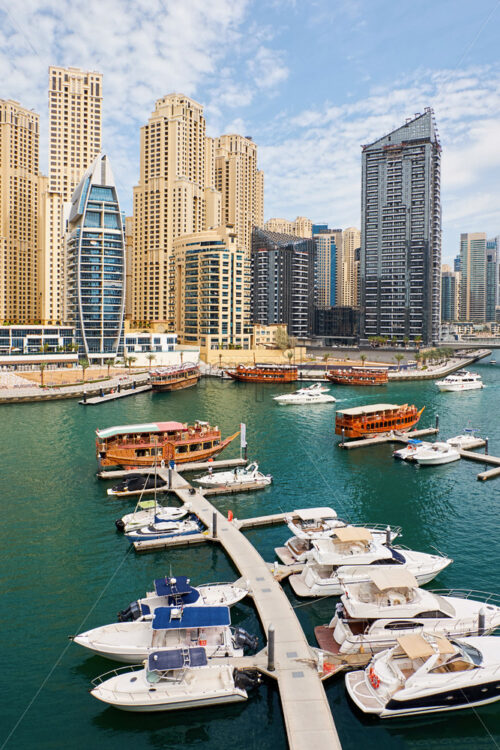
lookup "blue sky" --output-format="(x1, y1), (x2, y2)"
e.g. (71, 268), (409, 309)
(1, 0), (499, 261)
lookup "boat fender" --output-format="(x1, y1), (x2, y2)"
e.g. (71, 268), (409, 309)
(115, 518), (125, 532)
(228, 510), (233, 522)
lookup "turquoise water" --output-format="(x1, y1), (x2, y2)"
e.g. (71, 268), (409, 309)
(1, 359), (499, 749)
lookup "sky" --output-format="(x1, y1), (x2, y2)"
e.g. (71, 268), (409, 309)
(0, 0), (499, 262)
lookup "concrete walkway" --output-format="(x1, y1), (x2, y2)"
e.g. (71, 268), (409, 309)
(0, 372), (150, 403)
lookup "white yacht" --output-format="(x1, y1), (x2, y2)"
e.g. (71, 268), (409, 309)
(393, 439), (433, 461)
(273, 383), (335, 405)
(436, 370), (483, 392)
(315, 569), (500, 656)
(72, 605), (258, 663)
(194, 461), (272, 488)
(275, 508), (400, 564)
(287, 527), (452, 597)
(346, 634), (500, 718)
(414, 442), (461, 466)
(115, 502), (189, 532)
(118, 576), (248, 621)
(446, 430), (481, 449)
(91, 647), (260, 712)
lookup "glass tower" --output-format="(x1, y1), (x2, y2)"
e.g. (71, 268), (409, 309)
(66, 155), (125, 361)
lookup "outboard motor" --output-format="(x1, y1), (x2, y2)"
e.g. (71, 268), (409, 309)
(233, 668), (262, 692)
(232, 627), (259, 652)
(118, 600), (142, 622)
(115, 518), (125, 532)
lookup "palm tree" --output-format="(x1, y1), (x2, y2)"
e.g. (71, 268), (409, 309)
(394, 353), (404, 371)
(414, 335), (422, 350)
(403, 336), (409, 349)
(285, 350), (293, 364)
(414, 352), (422, 369)
(391, 335), (397, 347)
(323, 353), (329, 372)
(39, 362), (46, 387)
(146, 353), (156, 371)
(126, 356), (137, 375)
(80, 358), (90, 383)
(360, 354), (367, 367)
(105, 358), (114, 378)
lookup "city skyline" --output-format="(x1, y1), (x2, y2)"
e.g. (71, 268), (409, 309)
(0, 1), (499, 263)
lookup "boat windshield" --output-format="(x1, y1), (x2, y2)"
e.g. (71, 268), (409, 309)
(451, 640), (483, 666)
(389, 548), (406, 564)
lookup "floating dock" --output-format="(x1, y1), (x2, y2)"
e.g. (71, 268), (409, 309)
(79, 383), (151, 404)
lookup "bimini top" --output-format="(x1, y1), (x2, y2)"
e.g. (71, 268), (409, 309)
(292, 507), (338, 521)
(152, 606), (230, 630)
(397, 634), (455, 660)
(96, 422), (185, 439)
(336, 404), (401, 417)
(370, 569), (418, 591)
(333, 526), (373, 543)
(147, 647), (207, 672)
(154, 576), (200, 604)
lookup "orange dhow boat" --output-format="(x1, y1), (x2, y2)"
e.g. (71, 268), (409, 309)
(96, 420), (239, 468)
(335, 403), (424, 439)
(326, 367), (388, 386)
(225, 364), (298, 383)
(149, 363), (200, 392)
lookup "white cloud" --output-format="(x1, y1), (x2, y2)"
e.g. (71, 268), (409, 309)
(248, 46), (289, 90)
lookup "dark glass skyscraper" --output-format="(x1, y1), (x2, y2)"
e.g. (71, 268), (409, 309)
(66, 154), (125, 361)
(360, 109), (441, 345)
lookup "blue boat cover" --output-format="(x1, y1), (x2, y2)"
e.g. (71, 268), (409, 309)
(154, 576), (201, 604)
(152, 606), (230, 630)
(407, 439), (422, 445)
(148, 647), (208, 671)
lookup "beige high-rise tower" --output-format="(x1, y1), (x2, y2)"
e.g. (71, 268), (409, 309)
(264, 217), (312, 237)
(0, 99), (42, 324)
(339, 227), (360, 306)
(215, 134), (263, 254)
(40, 66), (103, 323)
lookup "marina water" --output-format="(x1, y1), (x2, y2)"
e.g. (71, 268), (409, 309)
(1, 359), (499, 749)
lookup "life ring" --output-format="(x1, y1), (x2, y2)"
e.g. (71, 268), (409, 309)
(369, 668), (380, 689)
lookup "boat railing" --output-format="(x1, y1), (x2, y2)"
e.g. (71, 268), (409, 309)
(342, 620), (499, 652)
(351, 523), (403, 536)
(391, 543), (450, 560)
(429, 589), (500, 607)
(91, 663), (143, 688)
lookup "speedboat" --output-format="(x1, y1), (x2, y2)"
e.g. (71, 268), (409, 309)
(90, 647), (261, 712)
(490, 360), (496, 365)
(446, 429), (481, 449)
(287, 528), (452, 597)
(273, 383), (335, 405)
(393, 439), (433, 461)
(194, 462), (272, 488)
(125, 515), (204, 542)
(414, 442), (460, 466)
(72, 605), (258, 663)
(118, 576), (248, 621)
(107, 473), (167, 497)
(115, 501), (189, 532)
(275, 508), (400, 564)
(315, 569), (500, 656)
(346, 634), (500, 718)
(436, 370), (484, 392)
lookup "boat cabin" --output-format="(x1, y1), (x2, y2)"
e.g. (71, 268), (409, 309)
(146, 647), (207, 683)
(335, 403), (423, 438)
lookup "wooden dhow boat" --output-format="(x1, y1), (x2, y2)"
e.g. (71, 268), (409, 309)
(96, 420), (239, 468)
(225, 364), (298, 383)
(149, 363), (200, 392)
(335, 403), (424, 439)
(326, 367), (388, 386)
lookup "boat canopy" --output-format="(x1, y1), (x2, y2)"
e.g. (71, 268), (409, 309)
(369, 569), (418, 590)
(292, 507), (338, 521)
(152, 606), (230, 630)
(96, 421), (185, 439)
(333, 526), (372, 543)
(147, 647), (207, 672)
(336, 404), (401, 417)
(397, 634), (455, 660)
(154, 576), (200, 604)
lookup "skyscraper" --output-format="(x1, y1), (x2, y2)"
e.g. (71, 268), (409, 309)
(340, 227), (361, 306)
(459, 232), (487, 322)
(0, 99), (42, 324)
(313, 228), (341, 307)
(264, 217), (313, 237)
(486, 237), (499, 322)
(360, 109), (442, 345)
(441, 264), (460, 322)
(42, 66), (103, 323)
(66, 154), (125, 360)
(251, 227), (316, 338)
(215, 134), (263, 254)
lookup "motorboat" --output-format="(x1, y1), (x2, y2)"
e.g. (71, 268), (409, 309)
(273, 383), (335, 405)
(275, 508), (400, 564)
(414, 442), (460, 466)
(115, 501), (189, 532)
(90, 647), (261, 712)
(315, 569), (500, 656)
(393, 439), (433, 461)
(436, 370), (484, 392)
(118, 576), (248, 621)
(446, 429), (481, 449)
(346, 634), (500, 718)
(125, 515), (204, 542)
(107, 473), (167, 497)
(491, 360), (496, 365)
(72, 605), (258, 663)
(194, 461), (272, 488)
(287, 527), (452, 597)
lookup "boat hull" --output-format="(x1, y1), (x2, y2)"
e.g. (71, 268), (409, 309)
(100, 431), (239, 468)
(91, 688), (247, 712)
(151, 373), (201, 392)
(436, 383), (483, 392)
